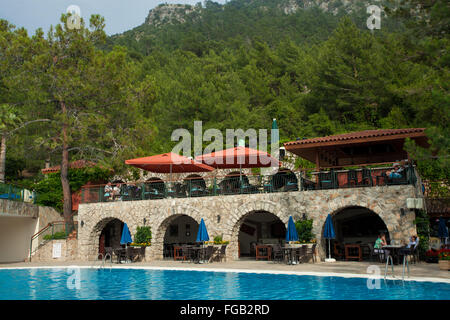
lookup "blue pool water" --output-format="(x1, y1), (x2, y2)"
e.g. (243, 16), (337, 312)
(0, 268), (449, 300)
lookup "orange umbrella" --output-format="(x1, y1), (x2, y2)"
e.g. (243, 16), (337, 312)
(125, 152), (215, 174)
(195, 146), (280, 169)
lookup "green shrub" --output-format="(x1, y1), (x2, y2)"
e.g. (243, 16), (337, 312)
(43, 231), (67, 240)
(134, 226), (152, 244)
(295, 219), (315, 242)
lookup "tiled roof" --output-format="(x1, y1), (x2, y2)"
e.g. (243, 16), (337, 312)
(284, 128), (426, 147)
(41, 160), (97, 174)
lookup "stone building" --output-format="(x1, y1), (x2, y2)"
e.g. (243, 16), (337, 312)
(77, 128), (428, 263)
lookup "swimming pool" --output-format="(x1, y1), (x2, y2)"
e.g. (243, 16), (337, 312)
(0, 267), (449, 300)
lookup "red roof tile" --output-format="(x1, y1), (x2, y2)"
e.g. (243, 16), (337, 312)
(284, 128), (426, 147)
(41, 160), (97, 174)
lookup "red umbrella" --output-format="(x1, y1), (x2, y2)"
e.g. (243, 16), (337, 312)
(125, 152), (214, 177)
(195, 146), (280, 169)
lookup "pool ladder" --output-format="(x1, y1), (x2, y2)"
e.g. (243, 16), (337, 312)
(97, 253), (113, 269)
(384, 254), (409, 281)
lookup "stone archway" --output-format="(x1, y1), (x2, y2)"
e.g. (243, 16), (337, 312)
(149, 205), (204, 260)
(316, 205), (393, 261)
(225, 200), (289, 260)
(86, 216), (131, 261)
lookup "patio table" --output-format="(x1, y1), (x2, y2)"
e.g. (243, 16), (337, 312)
(190, 246), (204, 263)
(113, 248), (126, 264)
(282, 247), (297, 265)
(383, 245), (404, 265)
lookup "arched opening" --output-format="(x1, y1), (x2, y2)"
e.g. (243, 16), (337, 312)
(98, 218), (125, 258)
(144, 177), (166, 199)
(237, 211), (286, 259)
(323, 206), (390, 261)
(162, 214), (200, 259)
(270, 169), (298, 192)
(184, 174), (207, 197)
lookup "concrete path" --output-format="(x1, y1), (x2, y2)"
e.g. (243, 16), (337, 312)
(1, 259), (448, 282)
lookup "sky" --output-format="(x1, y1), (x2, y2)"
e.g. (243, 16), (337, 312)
(0, 0), (226, 36)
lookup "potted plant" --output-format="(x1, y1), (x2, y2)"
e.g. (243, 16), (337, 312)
(212, 235), (229, 245)
(438, 249), (450, 270)
(425, 249), (439, 263)
(132, 226), (152, 247)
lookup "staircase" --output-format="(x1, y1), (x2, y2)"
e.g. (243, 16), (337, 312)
(29, 221), (78, 262)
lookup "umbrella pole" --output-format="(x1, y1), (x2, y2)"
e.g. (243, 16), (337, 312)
(328, 239), (331, 260)
(240, 163), (242, 194)
(170, 164), (172, 192)
(325, 239), (336, 263)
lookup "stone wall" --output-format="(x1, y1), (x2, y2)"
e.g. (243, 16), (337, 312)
(31, 239), (78, 262)
(37, 206), (63, 230)
(0, 199), (39, 218)
(78, 185), (418, 262)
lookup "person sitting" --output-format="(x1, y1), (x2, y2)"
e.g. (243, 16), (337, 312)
(112, 183), (122, 200)
(407, 235), (418, 249)
(104, 182), (113, 201)
(374, 233), (389, 261)
(387, 162), (404, 180)
(400, 235), (418, 256)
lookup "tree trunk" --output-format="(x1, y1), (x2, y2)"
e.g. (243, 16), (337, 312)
(60, 101), (73, 234)
(0, 135), (6, 183)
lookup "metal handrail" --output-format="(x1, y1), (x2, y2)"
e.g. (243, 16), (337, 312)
(29, 221), (63, 262)
(29, 220), (78, 262)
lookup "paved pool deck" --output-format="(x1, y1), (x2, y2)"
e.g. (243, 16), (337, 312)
(1, 259), (449, 283)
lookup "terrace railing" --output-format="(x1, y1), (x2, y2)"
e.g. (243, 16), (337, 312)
(80, 166), (418, 205)
(0, 183), (37, 204)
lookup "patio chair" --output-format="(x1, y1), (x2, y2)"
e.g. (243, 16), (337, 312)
(385, 166), (411, 186)
(347, 170), (358, 187)
(333, 242), (344, 260)
(174, 245), (186, 261)
(240, 181), (258, 194)
(206, 246), (216, 263)
(367, 243), (383, 263)
(360, 168), (373, 186)
(305, 244), (317, 263)
(181, 245), (191, 263)
(399, 238), (420, 264)
(114, 247), (127, 263)
(284, 180), (299, 192)
(375, 171), (388, 186)
(126, 247), (136, 262)
(263, 176), (274, 193)
(271, 244), (284, 263)
(217, 245), (227, 262)
(319, 170), (337, 189)
(301, 177), (316, 191)
(295, 245), (308, 263)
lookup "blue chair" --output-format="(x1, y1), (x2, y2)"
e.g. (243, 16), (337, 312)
(319, 171), (336, 189)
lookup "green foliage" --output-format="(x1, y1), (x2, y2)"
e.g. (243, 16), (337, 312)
(134, 226), (152, 244)
(43, 231), (67, 240)
(0, 0), (448, 192)
(33, 166), (113, 211)
(212, 235), (229, 244)
(295, 219), (315, 242)
(413, 210), (430, 259)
